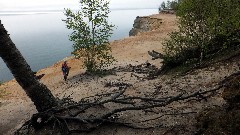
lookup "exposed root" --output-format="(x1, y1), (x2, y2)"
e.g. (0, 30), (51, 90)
(15, 83), (223, 135)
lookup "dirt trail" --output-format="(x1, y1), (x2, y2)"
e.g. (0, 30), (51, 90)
(1, 13), (236, 135)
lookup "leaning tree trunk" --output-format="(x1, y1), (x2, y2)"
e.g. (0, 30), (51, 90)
(0, 21), (57, 112)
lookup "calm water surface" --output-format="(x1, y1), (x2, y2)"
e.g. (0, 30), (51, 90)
(0, 9), (158, 82)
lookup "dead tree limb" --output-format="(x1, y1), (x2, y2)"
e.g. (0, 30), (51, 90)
(16, 83), (224, 134)
(148, 50), (164, 60)
(105, 81), (133, 88)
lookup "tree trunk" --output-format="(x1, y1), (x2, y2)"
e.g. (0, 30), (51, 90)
(0, 21), (57, 112)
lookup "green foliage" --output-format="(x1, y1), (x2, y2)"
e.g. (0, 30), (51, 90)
(159, 0), (179, 11)
(162, 0), (240, 69)
(63, 0), (116, 73)
(166, 0), (171, 9)
(160, 1), (166, 10)
(177, 0), (240, 37)
(169, 1), (178, 10)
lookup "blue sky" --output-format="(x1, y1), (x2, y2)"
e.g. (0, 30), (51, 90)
(0, 0), (164, 11)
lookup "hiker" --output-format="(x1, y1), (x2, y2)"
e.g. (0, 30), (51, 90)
(62, 61), (69, 81)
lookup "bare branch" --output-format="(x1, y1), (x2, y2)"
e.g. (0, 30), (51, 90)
(16, 82), (224, 134)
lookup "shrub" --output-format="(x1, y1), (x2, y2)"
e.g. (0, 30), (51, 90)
(162, 0), (240, 69)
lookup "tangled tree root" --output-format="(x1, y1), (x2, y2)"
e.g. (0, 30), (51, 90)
(15, 80), (224, 135)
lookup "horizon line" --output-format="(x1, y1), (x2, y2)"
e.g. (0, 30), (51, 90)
(0, 7), (157, 12)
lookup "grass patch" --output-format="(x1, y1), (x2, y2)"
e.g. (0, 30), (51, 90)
(0, 89), (6, 98)
(0, 82), (8, 98)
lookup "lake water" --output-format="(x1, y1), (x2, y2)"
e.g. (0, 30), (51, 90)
(0, 9), (158, 82)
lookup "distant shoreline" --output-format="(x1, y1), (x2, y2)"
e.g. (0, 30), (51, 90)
(0, 8), (158, 16)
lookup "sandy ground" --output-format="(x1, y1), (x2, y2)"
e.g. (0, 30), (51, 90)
(0, 13), (238, 135)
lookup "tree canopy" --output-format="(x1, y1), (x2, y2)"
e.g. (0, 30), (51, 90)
(64, 0), (115, 73)
(159, 0), (179, 11)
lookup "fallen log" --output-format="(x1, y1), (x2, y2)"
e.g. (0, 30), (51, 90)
(148, 50), (164, 60)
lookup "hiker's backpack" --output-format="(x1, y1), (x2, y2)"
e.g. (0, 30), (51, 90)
(62, 64), (66, 72)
